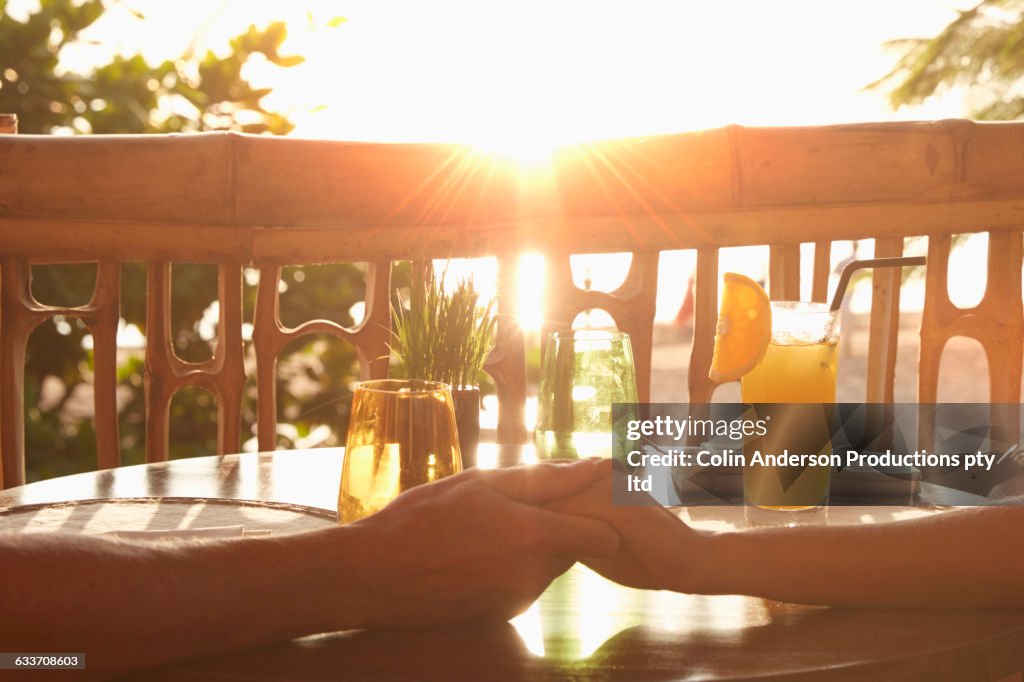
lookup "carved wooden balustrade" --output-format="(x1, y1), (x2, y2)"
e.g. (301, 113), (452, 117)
(1, 114), (1023, 488)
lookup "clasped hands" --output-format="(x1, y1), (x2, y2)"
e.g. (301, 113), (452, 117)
(347, 458), (709, 628)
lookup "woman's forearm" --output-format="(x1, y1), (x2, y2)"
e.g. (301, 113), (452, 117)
(702, 506), (1024, 608)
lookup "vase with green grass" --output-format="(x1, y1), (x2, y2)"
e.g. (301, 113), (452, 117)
(391, 272), (497, 467)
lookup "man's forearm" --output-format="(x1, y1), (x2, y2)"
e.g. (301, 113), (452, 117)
(701, 507), (1024, 609)
(0, 527), (376, 679)
(0, 460), (619, 679)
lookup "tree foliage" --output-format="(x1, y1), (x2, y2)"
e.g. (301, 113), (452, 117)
(0, 0), (298, 133)
(2, 0), (368, 480)
(872, 0), (1024, 119)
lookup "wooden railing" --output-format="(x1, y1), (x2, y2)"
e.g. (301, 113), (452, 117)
(2, 116), (1023, 488)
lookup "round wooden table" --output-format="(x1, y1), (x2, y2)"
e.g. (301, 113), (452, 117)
(3, 446), (1024, 681)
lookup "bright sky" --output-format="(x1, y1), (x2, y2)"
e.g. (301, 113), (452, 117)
(13, 0), (985, 323)
(36, 0), (973, 142)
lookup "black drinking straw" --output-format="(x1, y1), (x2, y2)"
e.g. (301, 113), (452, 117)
(829, 256), (927, 312)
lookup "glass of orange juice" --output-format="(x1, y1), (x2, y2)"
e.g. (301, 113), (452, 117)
(338, 379), (462, 524)
(741, 302), (840, 510)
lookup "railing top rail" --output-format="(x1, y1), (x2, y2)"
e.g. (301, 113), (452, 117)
(2, 119), (1023, 263)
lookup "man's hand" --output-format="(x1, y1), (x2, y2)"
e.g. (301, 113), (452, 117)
(346, 459), (620, 626)
(547, 464), (713, 593)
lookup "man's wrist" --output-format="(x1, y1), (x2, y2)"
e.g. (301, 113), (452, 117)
(297, 524), (387, 632)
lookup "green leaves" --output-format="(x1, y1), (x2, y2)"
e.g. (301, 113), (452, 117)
(872, 0), (1024, 120)
(1, 5), (302, 134)
(63, 0), (104, 33)
(391, 269), (498, 389)
(271, 54), (305, 67)
(229, 21), (305, 66)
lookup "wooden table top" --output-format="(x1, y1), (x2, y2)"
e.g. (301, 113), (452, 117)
(3, 446), (1024, 681)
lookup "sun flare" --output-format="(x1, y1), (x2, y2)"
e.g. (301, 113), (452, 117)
(69, 0), (971, 334)
(471, 134), (562, 168)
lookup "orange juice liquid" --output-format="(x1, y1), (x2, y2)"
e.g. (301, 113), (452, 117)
(742, 338), (838, 509)
(741, 339), (838, 403)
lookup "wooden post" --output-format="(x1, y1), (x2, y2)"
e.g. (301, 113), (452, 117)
(0, 115), (14, 487)
(88, 261), (122, 469)
(811, 241), (832, 304)
(865, 237), (905, 403)
(485, 255), (528, 444)
(769, 243), (801, 301)
(688, 247), (719, 405)
(0, 258), (32, 488)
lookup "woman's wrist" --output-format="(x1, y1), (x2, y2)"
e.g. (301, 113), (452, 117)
(682, 528), (744, 596)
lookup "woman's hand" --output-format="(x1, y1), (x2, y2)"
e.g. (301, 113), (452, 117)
(547, 465), (713, 594)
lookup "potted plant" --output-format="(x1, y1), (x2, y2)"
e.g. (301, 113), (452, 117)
(391, 270), (497, 468)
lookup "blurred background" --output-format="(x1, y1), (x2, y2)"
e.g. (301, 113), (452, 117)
(1, 0), (1011, 480)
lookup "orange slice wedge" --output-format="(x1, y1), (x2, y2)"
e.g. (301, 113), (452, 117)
(708, 273), (771, 382)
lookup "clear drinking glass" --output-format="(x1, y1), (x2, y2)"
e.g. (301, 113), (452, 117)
(535, 330), (639, 460)
(338, 379), (462, 524)
(741, 302), (840, 509)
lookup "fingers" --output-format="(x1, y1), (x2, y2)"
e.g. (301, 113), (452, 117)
(473, 458), (611, 504)
(516, 504), (620, 558)
(547, 479), (614, 518)
(548, 478), (678, 535)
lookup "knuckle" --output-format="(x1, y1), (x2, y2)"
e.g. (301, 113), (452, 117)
(461, 468), (490, 484)
(450, 480), (484, 503)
